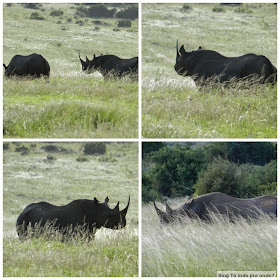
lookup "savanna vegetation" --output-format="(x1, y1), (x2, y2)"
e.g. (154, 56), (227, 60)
(3, 142), (138, 277)
(142, 142), (277, 276)
(3, 4), (138, 138)
(142, 3), (277, 138)
(142, 203), (277, 277)
(142, 142), (277, 201)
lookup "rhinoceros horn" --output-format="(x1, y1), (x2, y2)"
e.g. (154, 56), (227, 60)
(176, 39), (180, 59)
(78, 51), (85, 63)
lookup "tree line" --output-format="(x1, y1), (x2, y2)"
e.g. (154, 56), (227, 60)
(142, 142), (276, 202)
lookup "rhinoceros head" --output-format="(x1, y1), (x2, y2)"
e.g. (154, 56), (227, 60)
(95, 196), (130, 229)
(153, 197), (196, 223)
(78, 52), (91, 72)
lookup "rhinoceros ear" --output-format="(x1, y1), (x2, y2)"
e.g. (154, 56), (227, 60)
(165, 202), (173, 214)
(179, 45), (186, 55)
(86, 56), (89, 62)
(94, 197), (99, 205)
(188, 198), (194, 207)
(114, 201), (120, 211)
(93, 54), (96, 59)
(105, 196), (109, 204)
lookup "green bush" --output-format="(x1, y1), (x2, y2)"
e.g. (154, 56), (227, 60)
(15, 145), (29, 153)
(143, 145), (205, 198)
(50, 10), (64, 16)
(142, 143), (277, 201)
(85, 4), (116, 18)
(29, 12), (45, 20)
(115, 6), (138, 20)
(212, 7), (225, 12)
(3, 143), (9, 150)
(98, 156), (117, 163)
(83, 143), (106, 155)
(235, 7), (253, 14)
(46, 155), (56, 160)
(75, 20), (84, 25)
(76, 156), (89, 162)
(182, 4), (192, 10)
(23, 3), (41, 9)
(194, 157), (277, 198)
(117, 19), (132, 28)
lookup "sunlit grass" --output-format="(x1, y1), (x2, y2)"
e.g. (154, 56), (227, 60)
(4, 76), (138, 138)
(142, 3), (277, 138)
(3, 142), (138, 277)
(3, 4), (138, 138)
(142, 203), (277, 277)
(4, 227), (138, 277)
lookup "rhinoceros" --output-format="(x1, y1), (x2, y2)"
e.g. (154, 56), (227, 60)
(79, 52), (138, 78)
(3, 53), (50, 80)
(154, 192), (276, 223)
(174, 40), (277, 86)
(16, 196), (130, 239)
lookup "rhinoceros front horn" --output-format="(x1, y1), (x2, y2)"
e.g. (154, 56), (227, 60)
(120, 196), (130, 216)
(176, 39), (180, 59)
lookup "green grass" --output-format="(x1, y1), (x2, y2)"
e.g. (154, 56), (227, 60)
(142, 3), (277, 138)
(3, 4), (138, 138)
(3, 142), (138, 277)
(142, 203), (277, 277)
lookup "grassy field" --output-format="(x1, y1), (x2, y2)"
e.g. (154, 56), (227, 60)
(142, 202), (277, 277)
(142, 3), (277, 138)
(3, 142), (138, 277)
(3, 4), (138, 138)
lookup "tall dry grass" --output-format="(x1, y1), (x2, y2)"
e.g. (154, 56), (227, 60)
(142, 203), (277, 277)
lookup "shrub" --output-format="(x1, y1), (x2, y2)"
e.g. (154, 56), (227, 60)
(194, 157), (277, 198)
(83, 143), (106, 155)
(42, 145), (61, 153)
(234, 7), (253, 14)
(117, 19), (132, 28)
(15, 145), (29, 153)
(182, 4), (192, 10)
(23, 3), (41, 9)
(3, 143), (9, 150)
(86, 4), (115, 18)
(29, 12), (45, 20)
(6, 3), (13, 7)
(75, 20), (84, 26)
(47, 155), (56, 160)
(115, 6), (138, 20)
(98, 156), (117, 163)
(50, 10), (64, 16)
(76, 156), (89, 162)
(67, 17), (72, 22)
(212, 7), (225, 12)
(93, 20), (103, 25)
